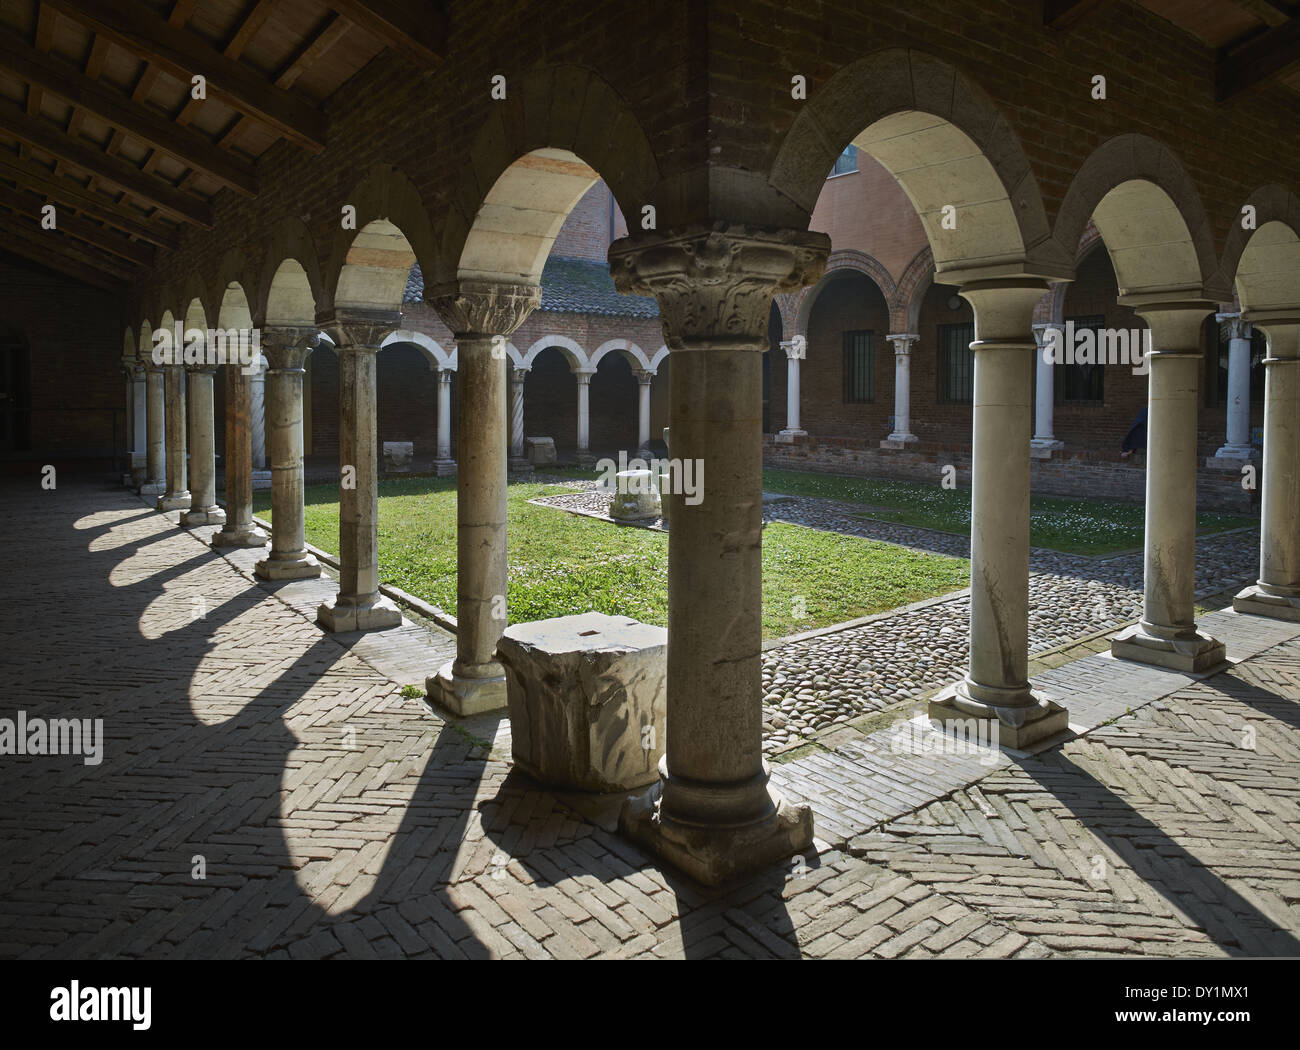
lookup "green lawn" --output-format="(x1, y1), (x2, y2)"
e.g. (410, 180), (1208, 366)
(761, 469), (1255, 556)
(255, 477), (971, 639)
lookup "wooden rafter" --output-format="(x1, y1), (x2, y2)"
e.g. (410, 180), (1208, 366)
(1217, 17), (1300, 100)
(327, 0), (446, 65)
(0, 184), (155, 265)
(1043, 0), (1115, 30)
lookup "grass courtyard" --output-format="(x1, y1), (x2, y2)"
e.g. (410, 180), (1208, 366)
(255, 475), (971, 639)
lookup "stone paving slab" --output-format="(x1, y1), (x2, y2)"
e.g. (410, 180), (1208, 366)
(0, 478), (1295, 960)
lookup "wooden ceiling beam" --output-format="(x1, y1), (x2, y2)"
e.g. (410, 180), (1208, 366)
(0, 96), (212, 227)
(327, 0), (446, 65)
(0, 241), (127, 291)
(0, 214), (137, 286)
(1, 186), (155, 265)
(1217, 17), (1300, 100)
(42, 0), (327, 153)
(1043, 0), (1115, 31)
(0, 24), (257, 196)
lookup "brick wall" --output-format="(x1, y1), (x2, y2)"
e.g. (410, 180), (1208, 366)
(810, 153), (927, 282)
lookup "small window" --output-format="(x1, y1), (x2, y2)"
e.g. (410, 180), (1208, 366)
(842, 330), (874, 403)
(830, 145), (858, 177)
(1062, 315), (1105, 403)
(938, 323), (974, 404)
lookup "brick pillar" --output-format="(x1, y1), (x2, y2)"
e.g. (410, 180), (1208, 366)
(609, 224), (828, 886)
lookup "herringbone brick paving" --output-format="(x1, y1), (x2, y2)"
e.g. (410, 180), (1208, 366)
(0, 478), (1296, 958)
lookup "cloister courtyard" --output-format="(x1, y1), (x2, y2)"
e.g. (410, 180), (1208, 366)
(1, 0), (1300, 977)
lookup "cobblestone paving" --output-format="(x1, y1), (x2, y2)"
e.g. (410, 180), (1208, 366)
(0, 479), (1294, 960)
(532, 484), (1260, 751)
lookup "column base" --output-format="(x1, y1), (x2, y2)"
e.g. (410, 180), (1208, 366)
(928, 681), (1070, 750)
(432, 458), (457, 477)
(181, 506), (227, 527)
(880, 432), (919, 450)
(427, 659), (508, 716)
(619, 764), (813, 887)
(1233, 583), (1300, 623)
(576, 452), (598, 469)
(251, 470), (272, 491)
(1110, 622), (1228, 674)
(317, 593), (402, 633)
(1206, 449), (1258, 471)
(774, 428), (807, 445)
(507, 457), (534, 474)
(1030, 438), (1065, 460)
(211, 525), (268, 549)
(254, 552), (321, 581)
(138, 480), (165, 497)
(157, 491), (192, 512)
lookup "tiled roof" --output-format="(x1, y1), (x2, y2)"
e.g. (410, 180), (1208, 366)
(402, 257), (658, 318)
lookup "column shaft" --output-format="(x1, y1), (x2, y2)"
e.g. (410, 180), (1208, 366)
(212, 361), (267, 549)
(434, 369), (455, 474)
(158, 367), (190, 510)
(882, 334), (919, 446)
(1031, 323), (1063, 452)
(140, 367), (166, 496)
(576, 374), (591, 456)
(181, 366), (225, 526)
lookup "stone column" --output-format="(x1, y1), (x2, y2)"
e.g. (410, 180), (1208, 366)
(250, 355), (270, 489)
(426, 281), (541, 715)
(882, 333), (920, 448)
(509, 366), (532, 472)
(609, 224), (828, 886)
(130, 365), (147, 485)
(929, 280), (1069, 748)
(158, 364), (191, 511)
(575, 371), (594, 465)
(254, 327), (321, 581)
(181, 360), (225, 527)
(1111, 299), (1226, 672)
(138, 358), (166, 497)
(634, 369), (655, 453)
(1213, 314), (1255, 461)
(1235, 314), (1300, 621)
(212, 354), (268, 549)
(316, 312), (401, 633)
(1030, 322), (1064, 456)
(433, 367), (456, 475)
(778, 338), (806, 438)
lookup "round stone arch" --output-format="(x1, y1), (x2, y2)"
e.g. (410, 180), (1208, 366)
(648, 345), (669, 371)
(1054, 134), (1224, 299)
(589, 338), (651, 371)
(380, 329), (452, 370)
(791, 249), (898, 337)
(768, 48), (1061, 279)
(208, 247), (257, 333)
(1220, 187), (1300, 311)
(896, 245), (935, 333)
(1038, 222), (1105, 323)
(433, 64), (659, 288)
(522, 334), (588, 371)
(321, 164), (437, 317)
(256, 216), (324, 327)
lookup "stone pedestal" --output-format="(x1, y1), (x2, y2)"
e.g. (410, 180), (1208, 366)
(608, 224), (826, 886)
(317, 316), (401, 633)
(1111, 300), (1225, 674)
(525, 436), (556, 466)
(383, 441), (414, 474)
(609, 470), (661, 520)
(254, 328), (321, 582)
(932, 281), (1070, 746)
(498, 612), (666, 793)
(426, 281), (541, 715)
(1235, 314), (1300, 622)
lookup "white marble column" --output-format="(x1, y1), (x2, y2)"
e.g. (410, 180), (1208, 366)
(575, 371), (593, 464)
(509, 366), (532, 472)
(634, 368), (655, 452)
(433, 367), (456, 475)
(158, 365), (191, 511)
(317, 313), (401, 633)
(181, 361), (225, 526)
(882, 333), (919, 448)
(254, 328), (321, 581)
(212, 356), (268, 549)
(1235, 315), (1300, 621)
(929, 280), (1069, 749)
(1030, 322), (1064, 455)
(250, 353), (271, 488)
(778, 338), (806, 438)
(426, 282), (541, 715)
(1111, 299), (1226, 672)
(610, 224), (827, 886)
(1214, 313), (1255, 461)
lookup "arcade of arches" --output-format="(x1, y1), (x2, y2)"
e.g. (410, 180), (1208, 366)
(3, 0), (1300, 904)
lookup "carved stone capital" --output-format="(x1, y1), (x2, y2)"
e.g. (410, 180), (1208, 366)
(887, 333), (920, 356)
(184, 360), (219, 376)
(260, 325), (320, 373)
(121, 359), (143, 380)
(317, 308), (402, 351)
(426, 280), (541, 338)
(608, 224), (829, 349)
(511, 367), (531, 384)
(633, 368), (656, 384)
